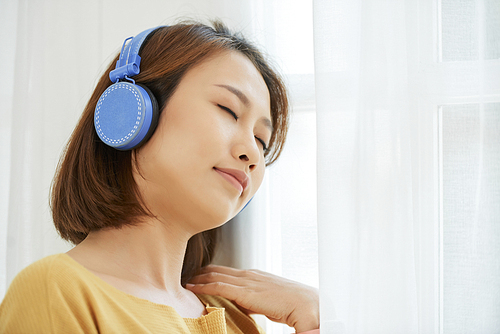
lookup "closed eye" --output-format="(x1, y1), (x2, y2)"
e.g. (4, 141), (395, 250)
(218, 104), (238, 120)
(255, 137), (269, 153)
(218, 104), (268, 153)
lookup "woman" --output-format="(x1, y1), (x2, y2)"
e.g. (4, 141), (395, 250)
(0, 21), (319, 333)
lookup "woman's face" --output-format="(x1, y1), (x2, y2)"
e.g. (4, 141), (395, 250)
(134, 51), (272, 235)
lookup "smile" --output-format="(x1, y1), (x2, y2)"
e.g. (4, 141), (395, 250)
(213, 167), (249, 195)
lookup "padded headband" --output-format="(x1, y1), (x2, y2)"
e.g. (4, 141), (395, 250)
(109, 27), (162, 83)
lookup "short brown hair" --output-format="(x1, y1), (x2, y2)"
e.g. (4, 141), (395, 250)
(51, 21), (289, 284)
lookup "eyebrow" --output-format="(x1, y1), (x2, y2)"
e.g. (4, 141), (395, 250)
(215, 84), (273, 133)
(215, 84), (250, 107)
(260, 117), (274, 133)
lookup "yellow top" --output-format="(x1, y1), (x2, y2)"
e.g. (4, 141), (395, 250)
(0, 254), (264, 334)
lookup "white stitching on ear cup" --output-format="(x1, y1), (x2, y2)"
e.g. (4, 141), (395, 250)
(95, 82), (144, 145)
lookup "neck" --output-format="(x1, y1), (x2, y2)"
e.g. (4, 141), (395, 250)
(67, 217), (192, 293)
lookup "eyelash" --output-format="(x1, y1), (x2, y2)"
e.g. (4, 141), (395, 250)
(218, 104), (269, 153)
(256, 137), (269, 152)
(218, 104), (238, 120)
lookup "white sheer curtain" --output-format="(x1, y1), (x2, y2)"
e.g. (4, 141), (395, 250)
(314, 0), (500, 333)
(5, 0), (498, 333)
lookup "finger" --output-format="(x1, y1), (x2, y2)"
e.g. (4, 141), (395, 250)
(199, 265), (250, 278)
(189, 271), (243, 286)
(201, 265), (268, 281)
(185, 281), (246, 304)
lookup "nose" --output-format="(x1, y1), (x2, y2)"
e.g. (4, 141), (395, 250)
(231, 133), (261, 172)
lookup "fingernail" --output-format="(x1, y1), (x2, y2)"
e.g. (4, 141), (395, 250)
(185, 283), (195, 288)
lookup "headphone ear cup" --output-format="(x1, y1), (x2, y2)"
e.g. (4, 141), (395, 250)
(136, 83), (159, 146)
(94, 82), (159, 150)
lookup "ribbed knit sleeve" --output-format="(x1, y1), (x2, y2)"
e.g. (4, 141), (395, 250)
(0, 259), (51, 333)
(0, 255), (94, 333)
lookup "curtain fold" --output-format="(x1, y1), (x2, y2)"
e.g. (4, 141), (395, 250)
(5, 0), (69, 291)
(314, 0), (500, 333)
(314, 0), (419, 331)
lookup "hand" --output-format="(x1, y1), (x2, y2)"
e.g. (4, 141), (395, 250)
(185, 265), (319, 333)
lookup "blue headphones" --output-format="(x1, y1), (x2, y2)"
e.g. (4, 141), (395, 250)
(94, 27), (162, 150)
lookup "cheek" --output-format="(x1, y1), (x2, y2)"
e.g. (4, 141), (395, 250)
(164, 104), (233, 155)
(250, 165), (266, 195)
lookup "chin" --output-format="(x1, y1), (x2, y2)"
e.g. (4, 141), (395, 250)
(204, 193), (246, 217)
(185, 205), (232, 234)
(179, 185), (250, 234)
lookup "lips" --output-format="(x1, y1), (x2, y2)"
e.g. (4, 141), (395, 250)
(214, 167), (249, 195)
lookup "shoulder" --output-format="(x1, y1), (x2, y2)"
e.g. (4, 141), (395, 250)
(197, 294), (265, 334)
(5, 253), (86, 296)
(0, 254), (96, 333)
(2, 254), (69, 301)
(9, 253), (68, 279)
